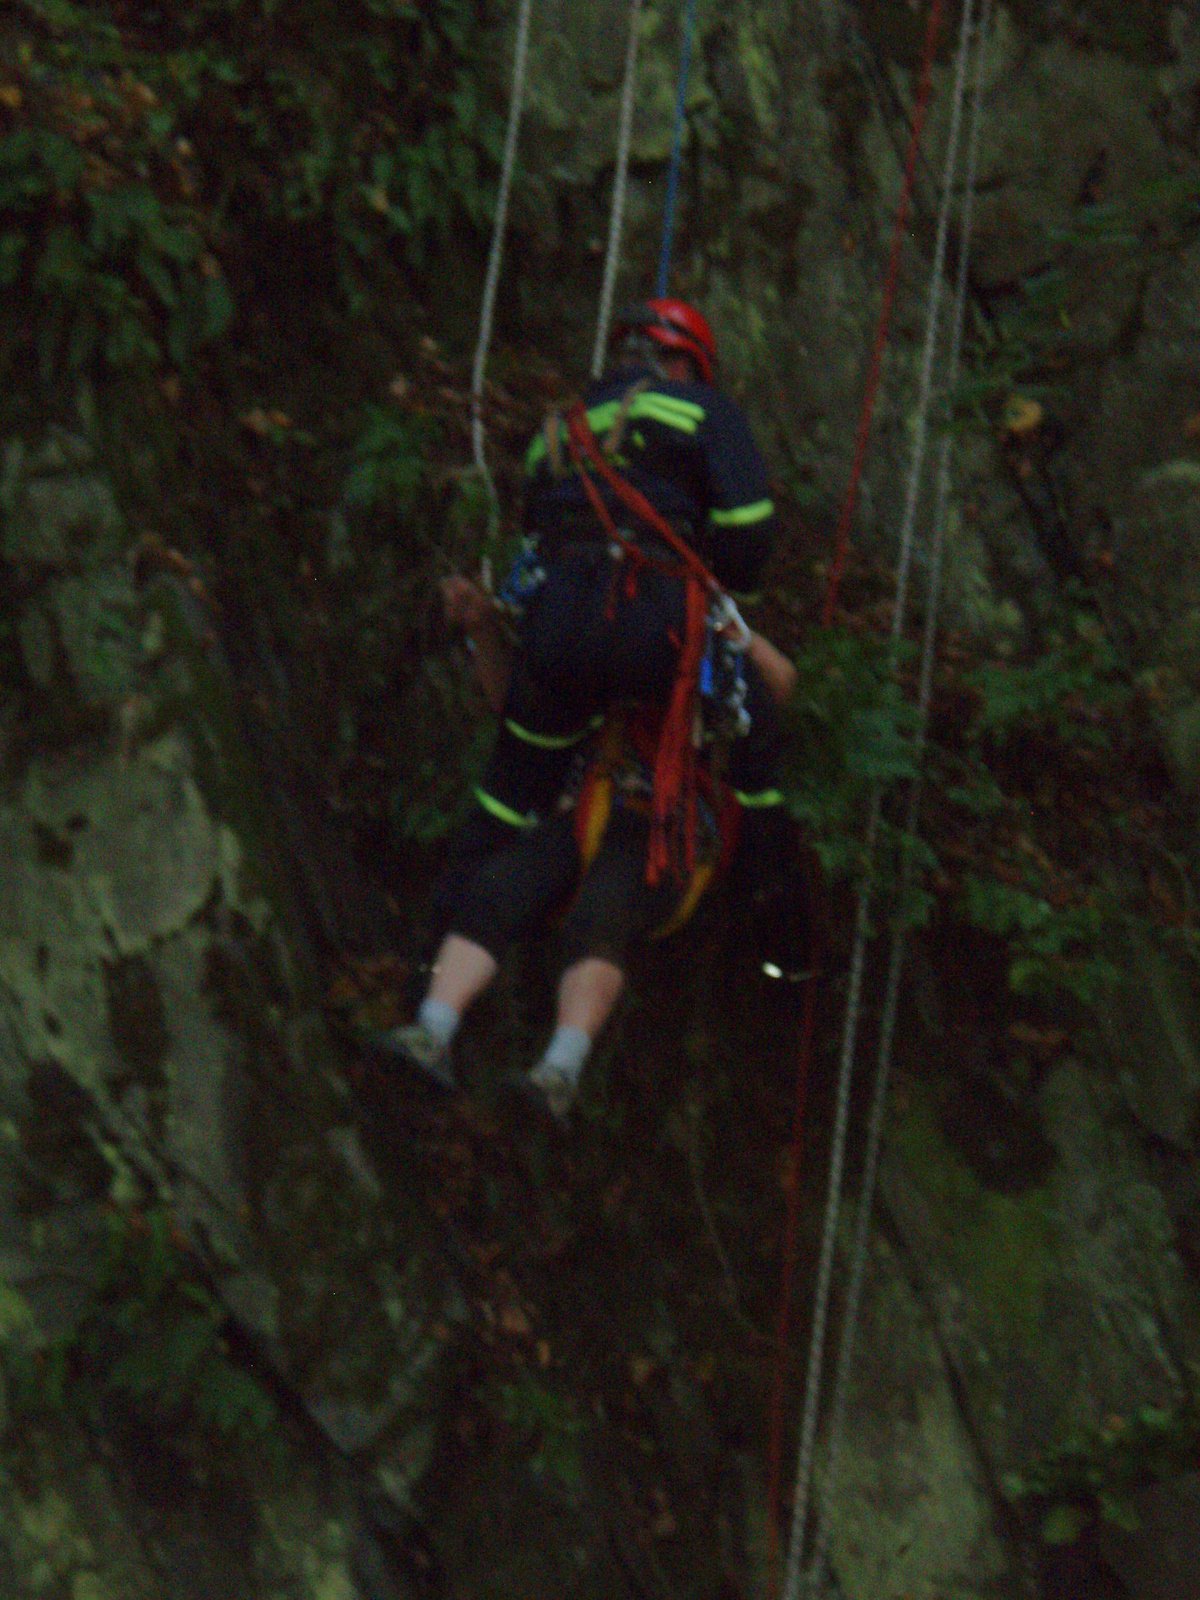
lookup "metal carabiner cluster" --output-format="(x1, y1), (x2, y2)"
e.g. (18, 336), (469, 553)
(700, 595), (751, 741)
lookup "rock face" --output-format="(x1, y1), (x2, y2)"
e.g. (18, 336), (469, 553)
(488, 2), (1200, 1594)
(507, 0), (1200, 663)
(1, 4), (1199, 1597)
(0, 431), (460, 1597)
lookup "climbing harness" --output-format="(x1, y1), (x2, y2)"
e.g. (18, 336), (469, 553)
(562, 396), (728, 885)
(592, 0), (645, 378)
(774, 2), (992, 1595)
(655, 0), (701, 297)
(572, 709), (741, 940)
(469, 0), (535, 544)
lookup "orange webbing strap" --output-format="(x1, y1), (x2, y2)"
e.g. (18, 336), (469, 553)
(563, 401), (718, 883)
(572, 707), (741, 938)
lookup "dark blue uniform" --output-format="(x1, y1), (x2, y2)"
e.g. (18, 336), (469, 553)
(431, 364), (792, 967)
(474, 364), (784, 834)
(522, 365), (778, 598)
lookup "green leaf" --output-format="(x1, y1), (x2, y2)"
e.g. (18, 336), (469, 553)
(33, 129), (84, 190)
(0, 129), (36, 169)
(137, 246), (179, 309)
(87, 185), (163, 251)
(1041, 1503), (1087, 1546)
(195, 1363), (276, 1436)
(1096, 1490), (1141, 1532)
(36, 225), (85, 291)
(66, 309), (100, 371)
(201, 274), (235, 340)
(146, 106), (175, 143)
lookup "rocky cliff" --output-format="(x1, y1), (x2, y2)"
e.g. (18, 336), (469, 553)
(1, 3), (1198, 1598)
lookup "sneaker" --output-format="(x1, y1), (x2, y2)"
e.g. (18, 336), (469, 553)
(372, 1022), (456, 1091)
(525, 1059), (579, 1125)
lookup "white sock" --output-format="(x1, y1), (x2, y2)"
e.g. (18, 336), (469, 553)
(535, 1025), (591, 1085)
(417, 997), (460, 1050)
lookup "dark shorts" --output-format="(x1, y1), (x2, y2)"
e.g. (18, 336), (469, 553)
(435, 803), (680, 969)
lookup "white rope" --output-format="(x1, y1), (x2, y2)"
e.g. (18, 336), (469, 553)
(470, 0), (536, 544)
(806, 3), (993, 1589)
(591, 0), (644, 378)
(779, 1), (983, 1593)
(887, 0), (978, 643)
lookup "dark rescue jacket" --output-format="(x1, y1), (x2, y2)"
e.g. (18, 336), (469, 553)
(523, 364), (778, 601)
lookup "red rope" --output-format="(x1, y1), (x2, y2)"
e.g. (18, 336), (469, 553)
(769, 2), (947, 1586)
(562, 401), (718, 592)
(563, 401), (716, 884)
(821, 0), (947, 629)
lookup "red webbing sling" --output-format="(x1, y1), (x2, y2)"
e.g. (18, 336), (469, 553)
(563, 400), (718, 885)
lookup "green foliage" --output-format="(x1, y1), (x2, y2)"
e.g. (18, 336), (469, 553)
(495, 1370), (586, 1495)
(953, 270), (1071, 420)
(9, 1203), (279, 1451)
(966, 616), (1129, 748)
(783, 627), (920, 881)
(780, 604), (1138, 1008)
(954, 168), (1200, 419)
(343, 404), (440, 514)
(1002, 1401), (1200, 1548)
(1047, 170), (1200, 252)
(0, 117), (231, 377)
(0, 0), (500, 384)
(958, 875), (1121, 1003)
(391, 705), (492, 844)
(140, 0), (500, 274)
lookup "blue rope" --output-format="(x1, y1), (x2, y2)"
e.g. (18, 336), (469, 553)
(655, 0), (700, 298)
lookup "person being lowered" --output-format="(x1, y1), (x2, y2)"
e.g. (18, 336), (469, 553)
(379, 298), (799, 1116)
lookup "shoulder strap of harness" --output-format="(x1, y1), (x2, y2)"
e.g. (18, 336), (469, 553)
(604, 379), (650, 460)
(563, 400), (721, 885)
(543, 409), (564, 476)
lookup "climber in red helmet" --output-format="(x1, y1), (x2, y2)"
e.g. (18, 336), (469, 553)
(623, 296), (719, 382)
(380, 296), (796, 1116)
(474, 295), (784, 829)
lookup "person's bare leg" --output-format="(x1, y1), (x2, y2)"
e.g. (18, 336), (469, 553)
(426, 933), (500, 1014)
(554, 956), (625, 1036)
(378, 933), (498, 1086)
(527, 956), (625, 1121)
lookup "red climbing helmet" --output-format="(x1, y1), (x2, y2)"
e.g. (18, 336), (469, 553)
(612, 297), (717, 383)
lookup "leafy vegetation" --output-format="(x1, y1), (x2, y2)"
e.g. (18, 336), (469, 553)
(782, 626), (921, 880)
(778, 592), (1168, 1010)
(958, 874), (1121, 1003)
(0, 0), (502, 386)
(494, 1369), (586, 1496)
(965, 615), (1130, 749)
(8, 1202), (279, 1452)
(955, 167), (1200, 420)
(1003, 1401), (1200, 1547)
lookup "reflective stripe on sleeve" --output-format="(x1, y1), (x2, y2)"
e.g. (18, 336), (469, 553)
(630, 394), (704, 432)
(710, 499), (775, 528)
(733, 787), (785, 809)
(504, 718), (593, 750)
(474, 787), (539, 829)
(526, 392), (707, 471)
